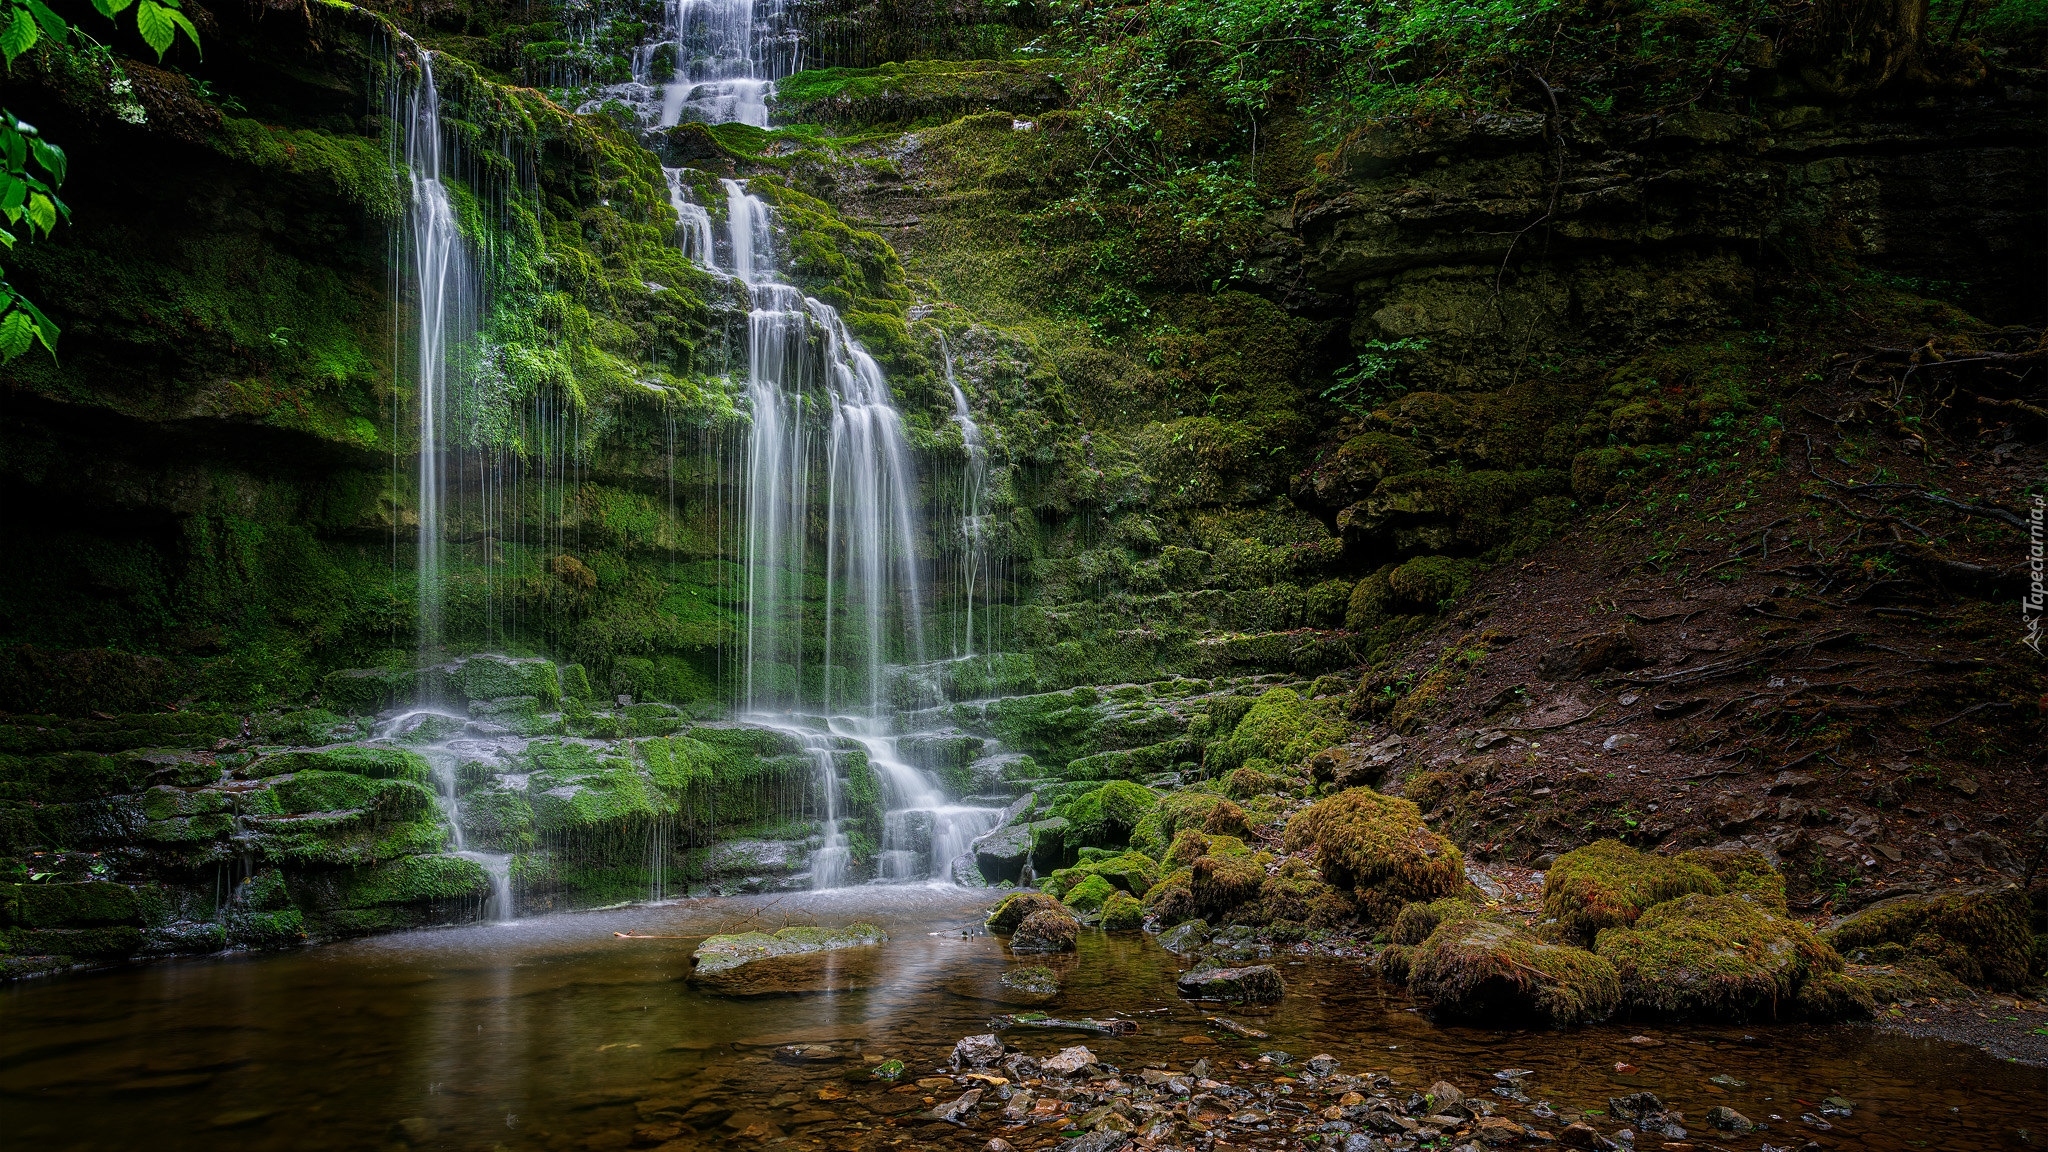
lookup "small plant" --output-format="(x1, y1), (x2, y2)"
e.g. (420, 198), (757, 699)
(1321, 337), (1430, 417)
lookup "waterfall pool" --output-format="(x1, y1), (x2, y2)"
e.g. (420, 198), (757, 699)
(2, 888), (2036, 1151)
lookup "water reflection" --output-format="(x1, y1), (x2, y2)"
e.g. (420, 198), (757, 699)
(1, 889), (2037, 1151)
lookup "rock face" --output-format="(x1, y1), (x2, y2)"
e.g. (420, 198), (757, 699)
(1175, 964), (1285, 1003)
(689, 923), (887, 994)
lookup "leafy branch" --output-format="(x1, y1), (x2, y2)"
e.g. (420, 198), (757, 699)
(1321, 336), (1429, 417)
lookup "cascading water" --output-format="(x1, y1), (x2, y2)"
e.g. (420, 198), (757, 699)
(664, 168), (717, 266)
(403, 51), (478, 662)
(941, 335), (993, 661)
(380, 708), (516, 921)
(582, 0), (799, 129)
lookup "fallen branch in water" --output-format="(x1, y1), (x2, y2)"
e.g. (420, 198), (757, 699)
(990, 1013), (1138, 1036)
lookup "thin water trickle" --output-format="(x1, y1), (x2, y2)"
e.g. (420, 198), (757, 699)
(582, 0), (798, 129)
(375, 707), (517, 922)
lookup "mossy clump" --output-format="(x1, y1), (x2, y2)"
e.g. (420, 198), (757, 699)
(987, 890), (1065, 934)
(1012, 908), (1080, 953)
(1203, 798), (1250, 837)
(1596, 893), (1851, 1021)
(1410, 917), (1621, 1028)
(1060, 780), (1160, 850)
(246, 745), (431, 784)
(1045, 851), (1160, 900)
(1677, 846), (1788, 913)
(1375, 943), (1416, 982)
(1232, 858), (1350, 929)
(1144, 867), (1199, 926)
(1282, 788), (1464, 921)
(1823, 885), (2034, 990)
(1208, 688), (1350, 774)
(1192, 851), (1267, 920)
(1541, 839), (1723, 945)
(1062, 873), (1118, 914)
(1135, 791), (1242, 860)
(1101, 890), (1144, 931)
(1392, 897), (1478, 945)
(1224, 765), (1291, 800)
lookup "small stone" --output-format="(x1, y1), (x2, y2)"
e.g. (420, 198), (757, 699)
(1707, 1075), (1745, 1088)
(1706, 1106), (1753, 1133)
(1476, 1116), (1526, 1145)
(1613, 1062), (1637, 1074)
(984, 1140), (1016, 1152)
(1559, 1121), (1616, 1150)
(926, 1088), (983, 1125)
(1427, 1081), (1465, 1109)
(1055, 1130), (1130, 1152)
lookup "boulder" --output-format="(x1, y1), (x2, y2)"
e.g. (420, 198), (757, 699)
(1176, 964), (1285, 1003)
(987, 891), (1064, 934)
(1596, 893), (1853, 1020)
(973, 816), (1035, 884)
(1282, 788), (1464, 921)
(1409, 917), (1619, 1027)
(999, 965), (1061, 999)
(1156, 919), (1211, 956)
(1012, 909), (1080, 953)
(951, 1034), (1005, 1069)
(1541, 839), (1722, 945)
(1706, 1106), (1754, 1132)
(689, 923), (886, 994)
(1100, 891), (1143, 931)
(1823, 884), (2033, 990)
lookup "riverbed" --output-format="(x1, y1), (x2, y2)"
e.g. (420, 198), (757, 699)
(3, 889), (2039, 1151)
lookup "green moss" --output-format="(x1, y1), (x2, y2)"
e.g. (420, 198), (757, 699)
(1823, 885), (2034, 990)
(267, 772), (437, 820)
(1011, 907), (1079, 953)
(1208, 688), (1349, 774)
(1597, 893), (1849, 1021)
(1130, 790), (1231, 859)
(1056, 780), (1158, 849)
(456, 656), (562, 708)
(1410, 917), (1620, 1027)
(1143, 866), (1198, 926)
(1678, 846), (1788, 914)
(987, 890), (1064, 933)
(1541, 839), (1723, 946)
(772, 60), (1064, 129)
(1282, 788), (1464, 919)
(1192, 851), (1266, 920)
(1062, 873), (1117, 913)
(0, 752), (150, 803)
(1100, 890), (1144, 931)
(1045, 850), (1160, 900)
(2, 881), (165, 928)
(1392, 896), (1478, 946)
(461, 787), (535, 852)
(247, 746), (431, 784)
(330, 854), (491, 909)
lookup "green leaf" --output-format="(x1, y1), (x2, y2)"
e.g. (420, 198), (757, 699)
(27, 136), (61, 184)
(90, 0), (134, 15)
(0, 8), (39, 64)
(25, 190), (53, 235)
(164, 5), (198, 53)
(0, 307), (35, 361)
(24, 0), (65, 44)
(15, 290), (57, 351)
(134, 0), (174, 57)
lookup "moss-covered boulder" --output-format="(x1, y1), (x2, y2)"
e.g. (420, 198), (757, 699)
(1059, 780), (1159, 850)
(1193, 851), (1267, 919)
(454, 655), (561, 708)
(1062, 873), (1118, 913)
(1176, 963), (1284, 1003)
(1597, 893), (1854, 1020)
(1208, 687), (1349, 774)
(1823, 885), (2034, 990)
(1392, 897), (1479, 945)
(1101, 890), (1144, 931)
(1130, 790), (1235, 858)
(691, 923), (888, 994)
(1677, 846), (1788, 913)
(1012, 908), (1080, 953)
(987, 890), (1065, 934)
(1283, 788), (1463, 921)
(1045, 850), (1160, 900)
(1542, 839), (1723, 945)
(1144, 867), (1199, 926)
(1410, 917), (1620, 1027)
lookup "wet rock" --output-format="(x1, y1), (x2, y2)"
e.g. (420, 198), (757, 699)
(1558, 1121), (1616, 1150)
(1056, 1130), (1130, 1152)
(1474, 1115), (1524, 1144)
(1039, 1045), (1097, 1076)
(1426, 1080), (1465, 1110)
(1156, 918), (1211, 956)
(999, 965), (1061, 999)
(984, 1140), (1016, 1152)
(951, 1034), (1005, 1069)
(1411, 917), (1619, 1026)
(689, 923), (886, 994)
(1608, 1092), (1684, 1138)
(772, 1043), (844, 1064)
(1176, 963), (1285, 1003)
(1199, 924), (1273, 964)
(868, 1058), (906, 1081)
(999, 1052), (1042, 1082)
(1706, 1105), (1754, 1132)
(1307, 1053), (1339, 1076)
(925, 1088), (983, 1124)
(1011, 908), (1080, 953)
(986, 891), (1064, 934)
(1822, 884), (2033, 990)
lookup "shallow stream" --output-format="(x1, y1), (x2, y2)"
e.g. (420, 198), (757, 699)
(3, 890), (2037, 1151)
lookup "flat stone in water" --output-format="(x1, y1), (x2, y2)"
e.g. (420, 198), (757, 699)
(690, 923), (887, 994)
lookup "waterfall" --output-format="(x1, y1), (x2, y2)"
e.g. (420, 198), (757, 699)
(403, 52), (478, 662)
(941, 335), (991, 661)
(380, 708), (515, 922)
(583, 0), (799, 130)
(664, 168), (716, 266)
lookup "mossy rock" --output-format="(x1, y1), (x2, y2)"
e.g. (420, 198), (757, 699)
(1392, 897), (1479, 945)
(1410, 917), (1620, 1028)
(1542, 839), (1722, 946)
(1012, 908), (1079, 953)
(1677, 846), (1788, 914)
(1062, 873), (1118, 913)
(1000, 965), (1062, 997)
(1192, 851), (1267, 920)
(1144, 867), (1199, 926)
(252, 709), (367, 746)
(263, 771), (436, 821)
(559, 663), (594, 703)
(1176, 963), (1284, 1003)
(1823, 885), (2033, 990)
(1596, 893), (1850, 1021)
(691, 923), (887, 994)
(1283, 788), (1464, 913)
(455, 655), (561, 709)
(1223, 765), (1292, 800)
(1058, 780), (1159, 850)
(246, 746), (431, 784)
(1130, 790), (1232, 858)
(1234, 861), (1349, 928)
(987, 890), (1065, 934)
(1208, 687), (1349, 774)
(1100, 890), (1144, 931)
(1375, 943), (1417, 982)
(320, 667), (417, 715)
(1, 880), (168, 928)
(1046, 851), (1160, 900)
